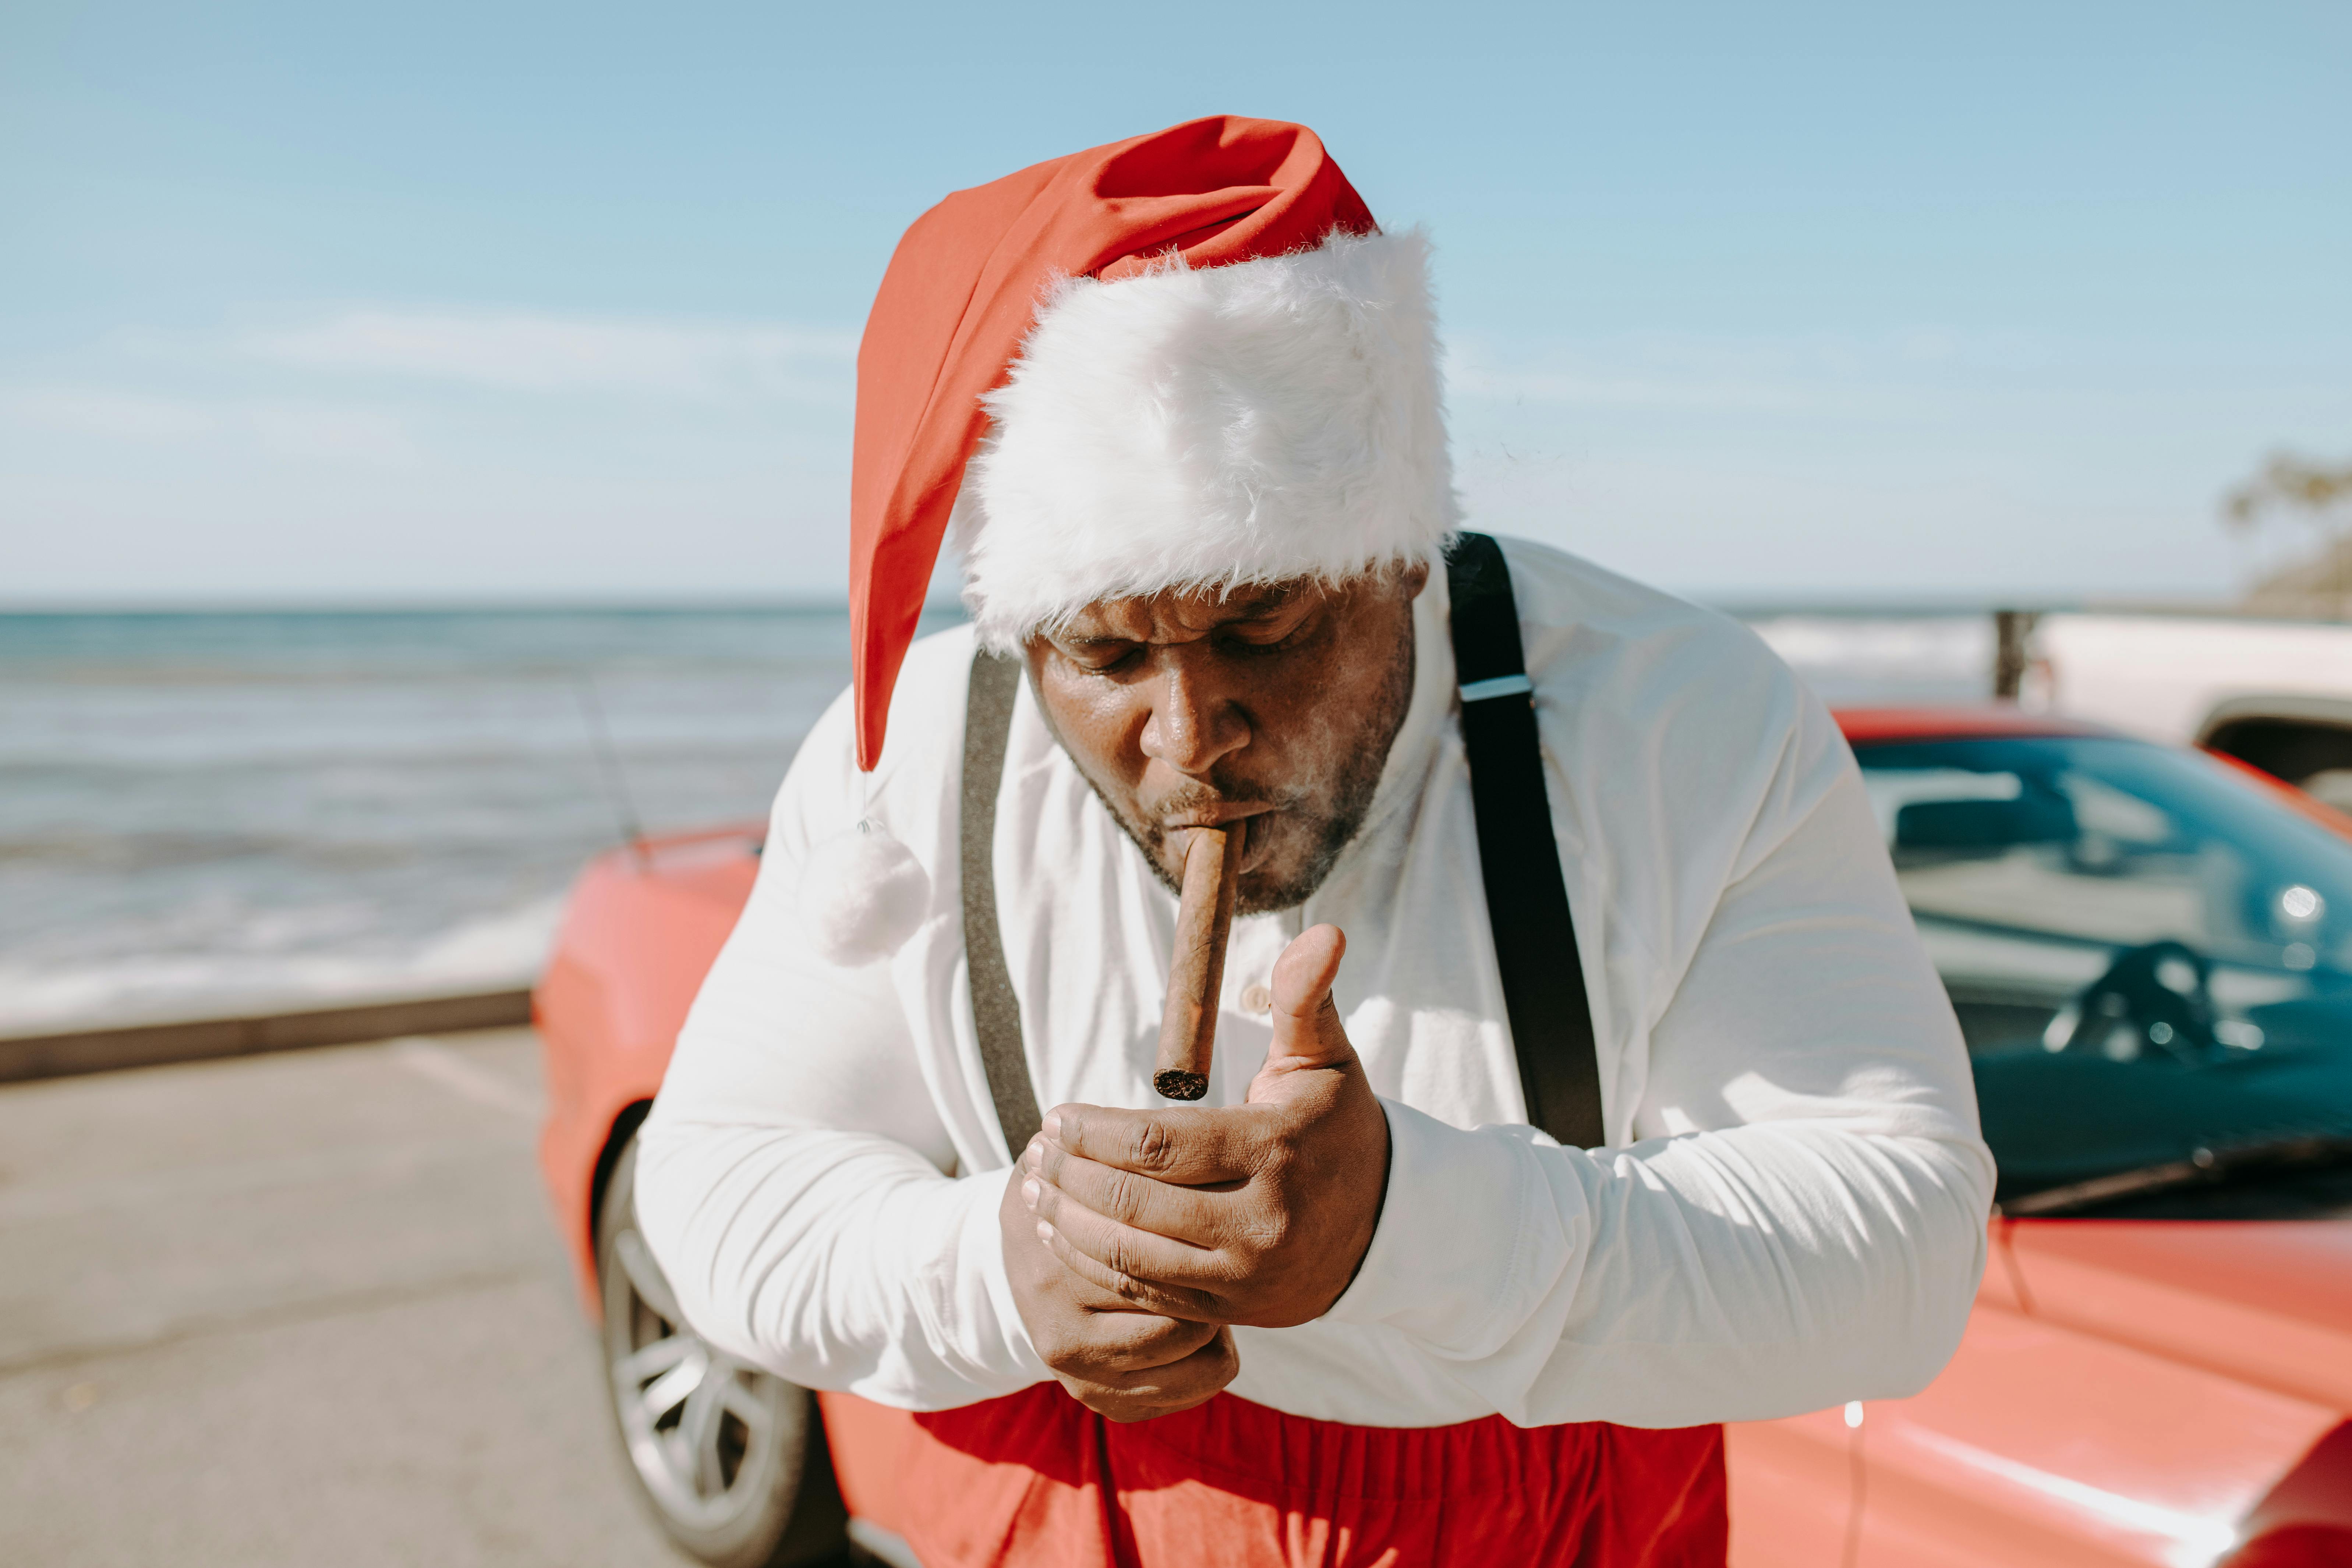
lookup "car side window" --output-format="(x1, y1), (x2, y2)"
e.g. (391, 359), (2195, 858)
(1860, 744), (2335, 1055)
(1854, 734), (2352, 1218)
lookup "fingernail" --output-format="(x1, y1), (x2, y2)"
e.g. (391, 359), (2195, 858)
(1034, 1220), (1054, 1245)
(1021, 1176), (1041, 1209)
(1041, 1111), (1062, 1141)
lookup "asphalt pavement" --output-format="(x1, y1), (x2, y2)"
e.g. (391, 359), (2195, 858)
(0, 1027), (692, 1568)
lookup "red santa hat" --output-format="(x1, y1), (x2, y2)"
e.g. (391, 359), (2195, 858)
(848, 114), (1457, 770)
(804, 117), (1455, 965)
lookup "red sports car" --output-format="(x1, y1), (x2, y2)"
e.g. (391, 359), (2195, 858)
(534, 708), (2352, 1568)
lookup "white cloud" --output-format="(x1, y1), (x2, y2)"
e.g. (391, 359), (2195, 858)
(245, 405), (417, 462)
(1, 389), (220, 440)
(1444, 326), (2052, 414)
(1, 387), (416, 463)
(1447, 354), (1825, 413)
(244, 309), (857, 400)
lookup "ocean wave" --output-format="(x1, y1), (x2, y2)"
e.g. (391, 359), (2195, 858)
(0, 897), (565, 1035)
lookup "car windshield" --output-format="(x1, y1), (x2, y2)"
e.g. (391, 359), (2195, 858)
(1852, 733), (2352, 1218)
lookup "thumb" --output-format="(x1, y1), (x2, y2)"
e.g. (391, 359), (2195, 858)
(1251, 924), (1356, 1098)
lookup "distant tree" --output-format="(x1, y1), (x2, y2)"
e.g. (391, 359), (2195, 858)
(2225, 450), (2352, 615)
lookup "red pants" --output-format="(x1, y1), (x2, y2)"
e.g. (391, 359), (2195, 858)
(820, 1384), (1726, 1567)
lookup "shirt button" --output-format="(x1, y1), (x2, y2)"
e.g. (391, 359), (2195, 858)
(1241, 983), (1274, 1014)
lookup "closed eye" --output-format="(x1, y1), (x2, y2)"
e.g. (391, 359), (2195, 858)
(1061, 640), (1145, 675)
(1214, 611), (1317, 657)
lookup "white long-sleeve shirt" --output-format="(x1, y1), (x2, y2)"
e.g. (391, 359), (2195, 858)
(636, 538), (1994, 1430)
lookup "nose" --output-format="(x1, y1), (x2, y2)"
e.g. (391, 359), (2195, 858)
(1138, 662), (1249, 779)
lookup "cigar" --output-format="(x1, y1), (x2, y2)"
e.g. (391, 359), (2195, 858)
(1153, 825), (1242, 1101)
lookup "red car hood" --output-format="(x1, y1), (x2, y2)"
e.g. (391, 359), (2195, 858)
(2007, 1217), (2352, 1411)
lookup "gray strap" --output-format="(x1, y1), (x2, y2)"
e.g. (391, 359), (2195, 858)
(961, 650), (1042, 1155)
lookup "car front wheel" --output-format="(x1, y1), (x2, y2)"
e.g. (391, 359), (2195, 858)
(597, 1135), (849, 1568)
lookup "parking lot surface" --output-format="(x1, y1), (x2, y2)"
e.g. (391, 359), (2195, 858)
(0, 1028), (689, 1568)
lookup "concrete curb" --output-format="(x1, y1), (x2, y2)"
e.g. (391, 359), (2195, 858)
(0, 990), (537, 1084)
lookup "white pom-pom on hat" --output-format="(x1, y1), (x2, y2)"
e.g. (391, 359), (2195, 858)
(797, 819), (929, 967)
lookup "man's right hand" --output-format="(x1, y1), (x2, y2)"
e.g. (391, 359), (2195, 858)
(1000, 1153), (1237, 1422)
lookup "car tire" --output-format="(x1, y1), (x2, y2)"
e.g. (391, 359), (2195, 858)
(597, 1134), (851, 1568)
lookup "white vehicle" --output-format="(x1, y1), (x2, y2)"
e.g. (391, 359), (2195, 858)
(2031, 613), (2352, 809)
(1750, 608), (2352, 811)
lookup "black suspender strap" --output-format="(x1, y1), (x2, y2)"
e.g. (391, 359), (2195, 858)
(961, 648), (1043, 1156)
(1443, 533), (1607, 1148)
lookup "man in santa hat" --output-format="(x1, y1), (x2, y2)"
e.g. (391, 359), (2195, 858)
(634, 116), (1991, 1565)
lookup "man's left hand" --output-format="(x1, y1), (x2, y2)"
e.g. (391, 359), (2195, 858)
(1019, 924), (1391, 1329)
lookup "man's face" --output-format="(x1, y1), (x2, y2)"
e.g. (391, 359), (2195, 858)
(1025, 567), (1426, 914)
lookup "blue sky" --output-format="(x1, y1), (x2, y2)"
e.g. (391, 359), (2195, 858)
(4, 0), (2346, 606)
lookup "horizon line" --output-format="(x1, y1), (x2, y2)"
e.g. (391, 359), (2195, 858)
(2, 592), (2239, 619)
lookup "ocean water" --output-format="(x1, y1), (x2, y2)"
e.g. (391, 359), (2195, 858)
(0, 608), (961, 1035)
(0, 603), (1991, 1036)
(1744, 612), (1996, 707)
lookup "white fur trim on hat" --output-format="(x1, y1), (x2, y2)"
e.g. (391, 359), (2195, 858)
(954, 228), (1459, 650)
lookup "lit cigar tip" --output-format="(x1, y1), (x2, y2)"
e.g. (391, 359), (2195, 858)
(1153, 1068), (1209, 1101)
